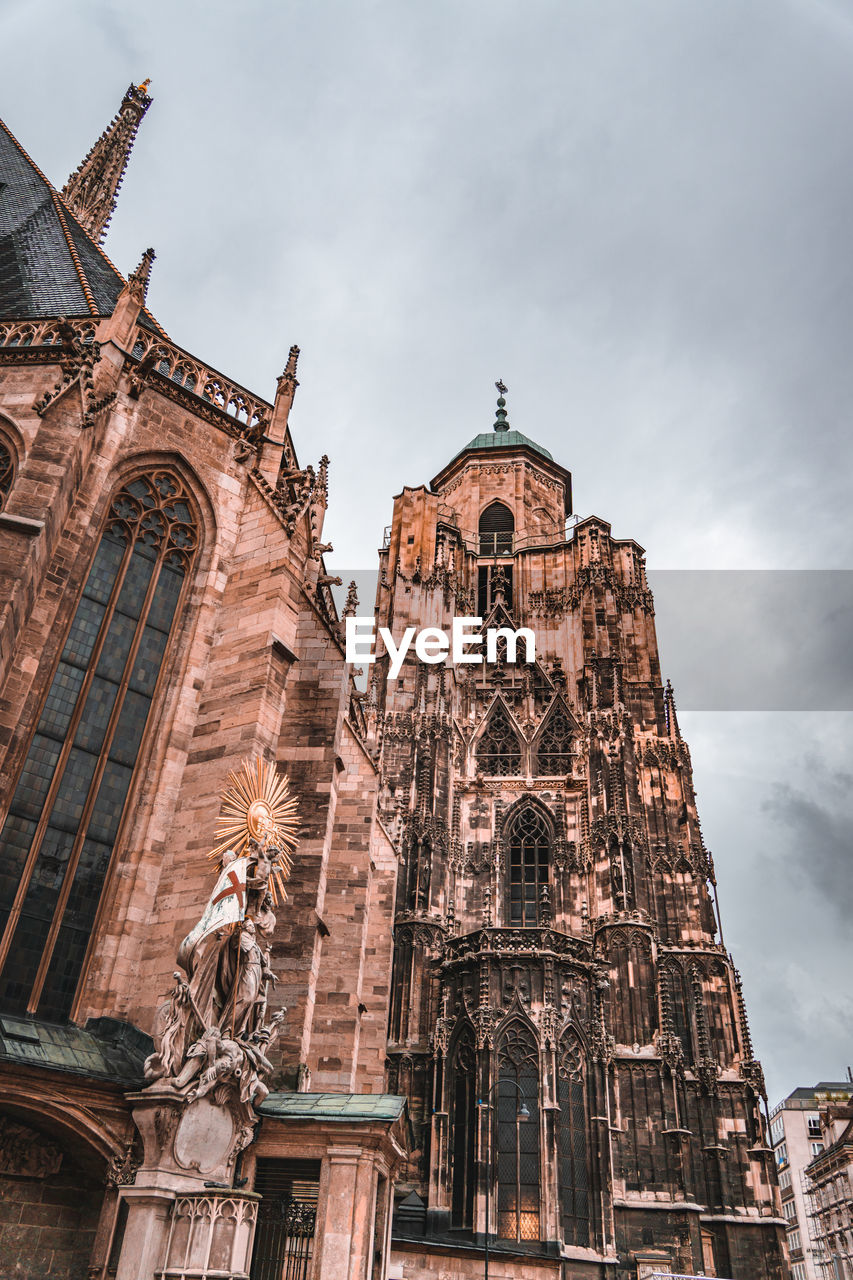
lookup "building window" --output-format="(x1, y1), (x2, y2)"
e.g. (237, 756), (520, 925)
(495, 1024), (540, 1242)
(557, 1033), (589, 1247)
(478, 704), (522, 777)
(0, 440), (13, 510)
(783, 1198), (798, 1221)
(450, 1031), (476, 1230)
(807, 1113), (822, 1138)
(776, 1142), (788, 1167)
(506, 805), (550, 926)
(779, 1168), (792, 1190)
(791, 1264), (806, 1280)
(534, 705), (573, 775)
(477, 564), (513, 614)
(479, 501), (514, 556)
(811, 1142), (824, 1157)
(0, 470), (198, 1020)
(770, 1116), (785, 1146)
(787, 1228), (801, 1251)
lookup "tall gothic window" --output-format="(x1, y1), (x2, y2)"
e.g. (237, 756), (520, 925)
(478, 501), (514, 556)
(477, 704), (521, 777)
(534, 705), (573, 775)
(450, 1030), (476, 1229)
(0, 440), (13, 510)
(557, 1033), (590, 1246)
(0, 470), (198, 1021)
(495, 1024), (540, 1241)
(507, 805), (550, 926)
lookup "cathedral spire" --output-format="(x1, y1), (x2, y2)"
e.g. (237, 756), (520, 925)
(61, 81), (152, 245)
(127, 246), (156, 303)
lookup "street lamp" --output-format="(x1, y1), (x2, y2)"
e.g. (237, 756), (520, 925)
(477, 1077), (531, 1280)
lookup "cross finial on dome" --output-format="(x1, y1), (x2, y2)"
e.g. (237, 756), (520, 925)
(493, 379), (510, 432)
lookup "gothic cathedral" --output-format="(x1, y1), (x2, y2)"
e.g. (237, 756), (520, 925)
(0, 84), (787, 1280)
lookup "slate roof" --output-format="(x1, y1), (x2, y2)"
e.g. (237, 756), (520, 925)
(260, 1092), (406, 1123)
(0, 1014), (151, 1085)
(0, 117), (160, 330)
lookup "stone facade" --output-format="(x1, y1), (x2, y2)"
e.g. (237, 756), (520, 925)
(370, 409), (788, 1278)
(0, 88), (403, 1280)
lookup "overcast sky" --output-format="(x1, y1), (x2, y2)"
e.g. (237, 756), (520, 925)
(3, 0), (851, 1102)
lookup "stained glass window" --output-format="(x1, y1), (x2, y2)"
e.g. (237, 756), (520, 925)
(507, 805), (550, 926)
(477, 704), (521, 777)
(557, 1033), (589, 1246)
(0, 441), (13, 510)
(535, 705), (573, 775)
(496, 1024), (540, 1241)
(0, 470), (198, 1021)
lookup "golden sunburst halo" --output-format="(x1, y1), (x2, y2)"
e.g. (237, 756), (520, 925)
(209, 757), (299, 902)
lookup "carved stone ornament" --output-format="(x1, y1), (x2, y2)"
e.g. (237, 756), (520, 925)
(0, 1117), (63, 1179)
(133, 760), (298, 1188)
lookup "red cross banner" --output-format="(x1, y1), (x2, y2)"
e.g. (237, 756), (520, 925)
(180, 856), (248, 954)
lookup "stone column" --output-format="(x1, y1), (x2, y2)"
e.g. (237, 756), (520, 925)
(113, 1188), (175, 1280)
(312, 1146), (380, 1280)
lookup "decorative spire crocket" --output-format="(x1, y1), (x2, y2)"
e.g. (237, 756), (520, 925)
(61, 81), (153, 245)
(494, 379), (510, 432)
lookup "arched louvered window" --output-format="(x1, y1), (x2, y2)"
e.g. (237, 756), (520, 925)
(0, 440), (13, 511)
(0, 470), (199, 1021)
(535, 705), (573, 775)
(557, 1033), (590, 1246)
(496, 1024), (540, 1241)
(477, 704), (521, 777)
(450, 1031), (476, 1229)
(478, 502), (514, 556)
(507, 805), (550, 926)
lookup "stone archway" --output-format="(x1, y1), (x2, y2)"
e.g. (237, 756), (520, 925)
(0, 1108), (110, 1279)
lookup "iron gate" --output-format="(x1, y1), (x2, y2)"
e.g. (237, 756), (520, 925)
(250, 1159), (320, 1280)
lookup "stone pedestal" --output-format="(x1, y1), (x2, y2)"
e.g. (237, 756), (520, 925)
(112, 1088), (260, 1280)
(160, 1190), (260, 1279)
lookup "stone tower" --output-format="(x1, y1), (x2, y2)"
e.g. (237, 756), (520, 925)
(374, 393), (786, 1278)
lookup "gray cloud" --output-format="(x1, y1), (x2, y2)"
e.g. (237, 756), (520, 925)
(763, 755), (853, 925)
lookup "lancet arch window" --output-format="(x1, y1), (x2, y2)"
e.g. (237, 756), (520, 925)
(506, 804), (551, 926)
(450, 1030), (476, 1229)
(534, 705), (573, 775)
(0, 440), (13, 510)
(477, 704), (522, 777)
(0, 469), (199, 1021)
(557, 1032), (590, 1246)
(478, 501), (514, 556)
(495, 1023), (540, 1241)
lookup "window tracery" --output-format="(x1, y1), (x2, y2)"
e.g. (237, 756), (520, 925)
(450, 1031), (476, 1229)
(496, 1023), (540, 1241)
(535, 705), (573, 775)
(557, 1032), (590, 1245)
(507, 805), (550, 926)
(0, 469), (199, 1021)
(0, 441), (13, 510)
(477, 704), (521, 777)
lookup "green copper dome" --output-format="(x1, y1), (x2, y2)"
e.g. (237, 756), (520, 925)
(452, 429), (554, 462)
(451, 387), (554, 463)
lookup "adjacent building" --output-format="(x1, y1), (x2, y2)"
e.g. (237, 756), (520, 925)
(769, 1081), (853, 1280)
(0, 82), (789, 1279)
